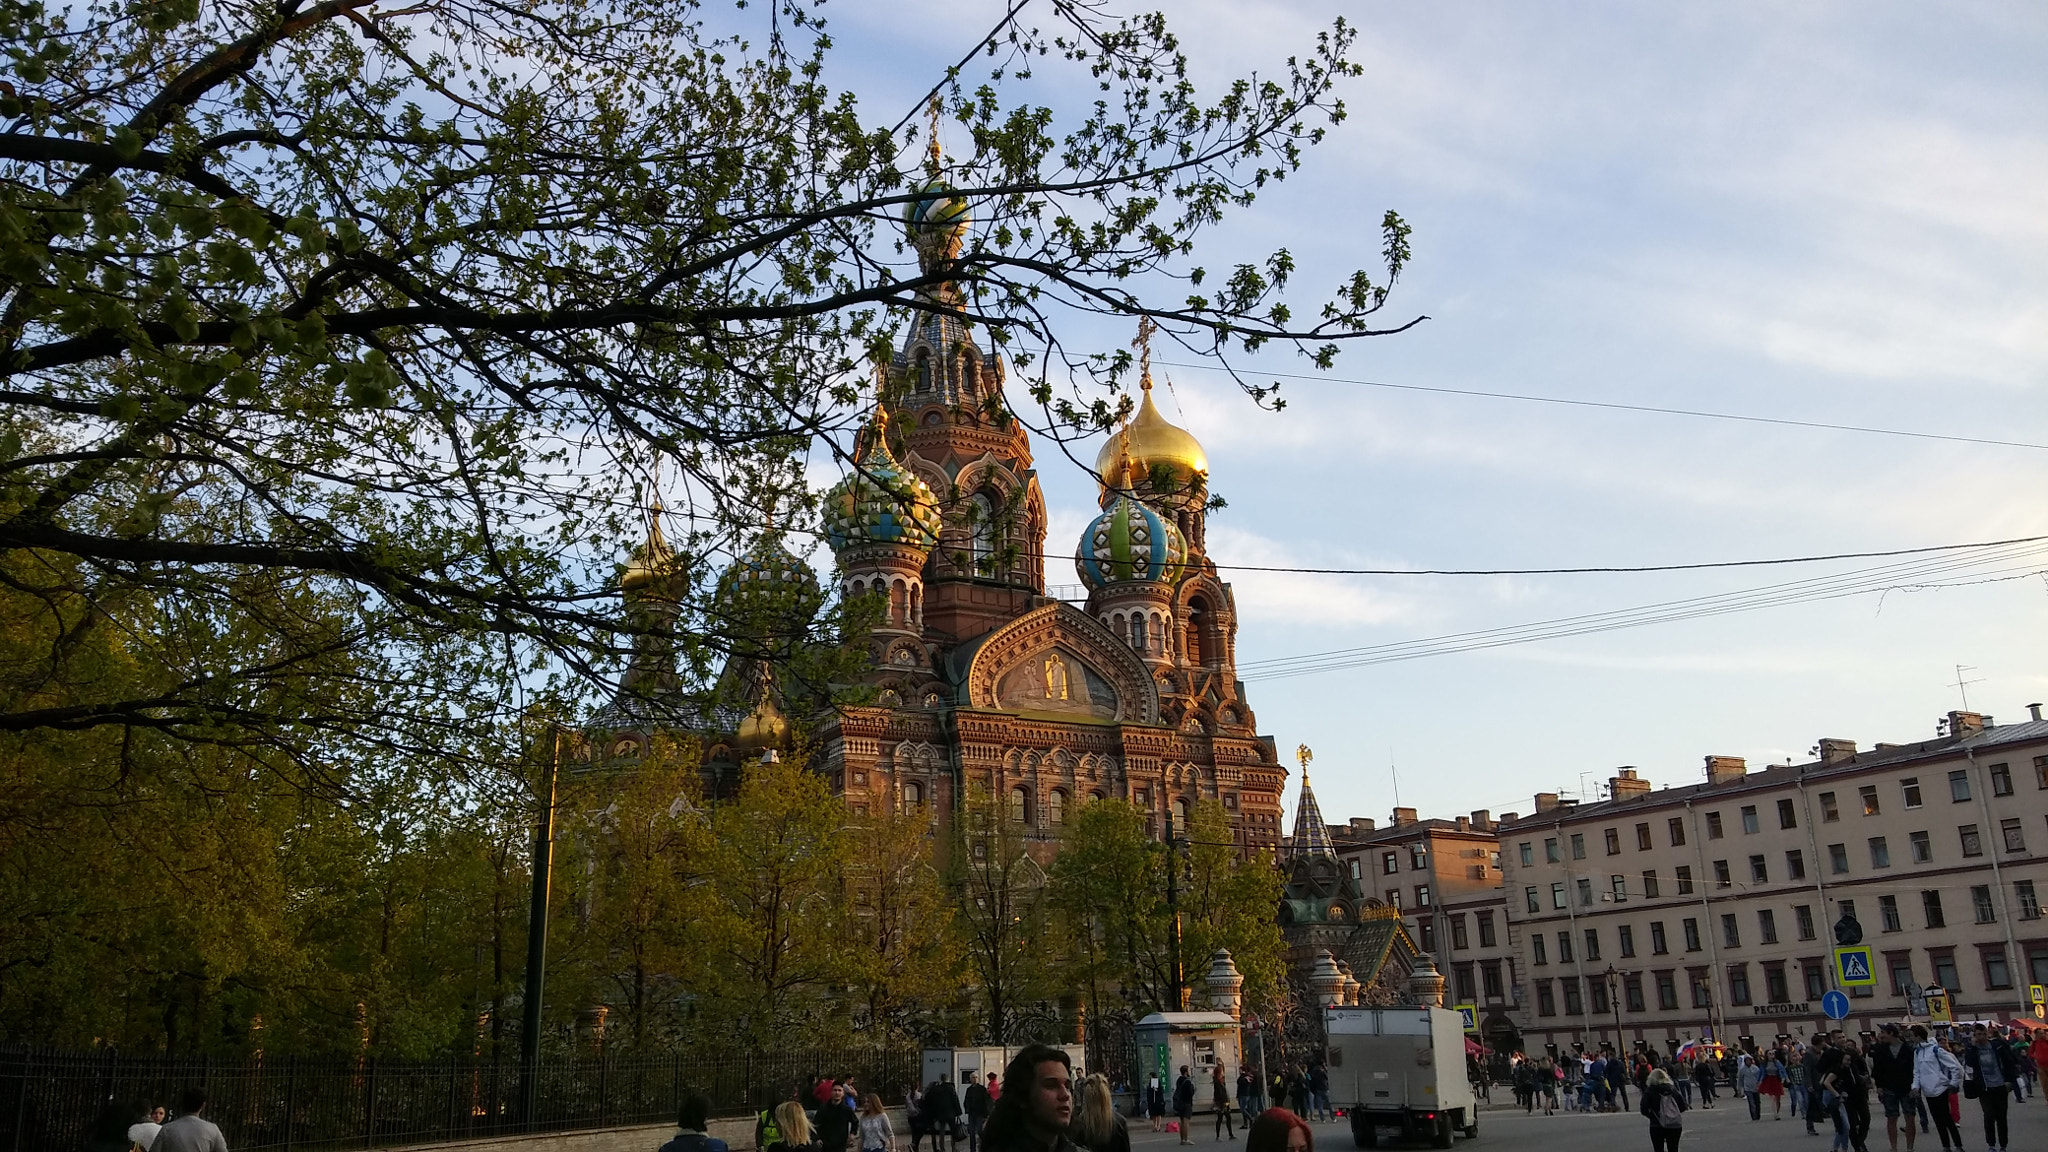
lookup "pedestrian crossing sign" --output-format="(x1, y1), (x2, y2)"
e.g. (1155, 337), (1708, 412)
(2031, 983), (2045, 1006)
(1833, 945), (1877, 988)
(1454, 1003), (1478, 1031)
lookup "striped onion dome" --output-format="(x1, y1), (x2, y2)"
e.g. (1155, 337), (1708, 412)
(1076, 495), (1187, 591)
(822, 408), (942, 554)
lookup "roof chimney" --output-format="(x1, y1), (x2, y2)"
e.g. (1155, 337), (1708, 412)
(1454, 816), (1471, 832)
(1704, 756), (1747, 786)
(1533, 792), (1562, 814)
(2030, 703), (2044, 723)
(1390, 807), (1418, 828)
(1608, 768), (1652, 803)
(1947, 711), (1987, 737)
(1349, 817), (1376, 833)
(1817, 738), (1857, 766)
(1500, 811), (1519, 825)
(1470, 809), (1491, 831)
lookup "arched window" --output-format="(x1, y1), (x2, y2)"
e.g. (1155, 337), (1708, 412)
(1047, 789), (1068, 826)
(1130, 614), (1147, 652)
(1187, 597), (1211, 665)
(1172, 797), (1189, 835)
(903, 781), (923, 810)
(915, 347), (933, 391)
(969, 492), (997, 569)
(962, 351), (981, 395)
(1008, 787), (1029, 824)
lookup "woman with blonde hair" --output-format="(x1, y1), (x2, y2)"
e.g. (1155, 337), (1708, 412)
(767, 1100), (814, 1152)
(1639, 1067), (1689, 1152)
(1068, 1073), (1130, 1152)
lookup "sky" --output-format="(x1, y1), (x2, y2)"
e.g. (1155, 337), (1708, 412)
(817, 2), (2048, 828)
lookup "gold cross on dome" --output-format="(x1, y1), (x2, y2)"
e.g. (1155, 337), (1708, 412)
(1133, 315), (1155, 391)
(926, 94), (943, 170)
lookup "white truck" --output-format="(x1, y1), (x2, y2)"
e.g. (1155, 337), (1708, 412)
(1324, 1005), (1478, 1148)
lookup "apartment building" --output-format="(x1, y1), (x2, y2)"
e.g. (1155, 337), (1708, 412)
(1332, 808), (1522, 1052)
(1498, 709), (2048, 1054)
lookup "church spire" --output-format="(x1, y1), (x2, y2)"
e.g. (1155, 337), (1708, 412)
(1287, 744), (1335, 859)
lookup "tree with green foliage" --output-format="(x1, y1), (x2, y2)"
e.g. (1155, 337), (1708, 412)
(1177, 799), (1287, 1014)
(1048, 798), (1172, 1014)
(841, 796), (963, 1044)
(950, 784), (1057, 1043)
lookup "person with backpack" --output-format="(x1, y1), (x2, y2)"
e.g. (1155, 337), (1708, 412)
(1640, 1067), (1688, 1152)
(1910, 1025), (1966, 1152)
(1173, 1066), (1197, 1146)
(1960, 1023), (2018, 1152)
(660, 1094), (731, 1152)
(906, 1084), (927, 1152)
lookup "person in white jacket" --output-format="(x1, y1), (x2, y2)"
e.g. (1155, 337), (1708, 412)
(1908, 1026), (1966, 1152)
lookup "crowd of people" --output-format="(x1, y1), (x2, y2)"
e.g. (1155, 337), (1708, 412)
(1499, 1021), (2043, 1152)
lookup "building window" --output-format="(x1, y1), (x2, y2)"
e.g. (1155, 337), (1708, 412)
(1950, 769), (1971, 803)
(1537, 981), (1556, 1017)
(1008, 787), (1029, 823)
(1643, 870), (1661, 899)
(1972, 885), (1997, 924)
(1557, 931), (1574, 964)
(1765, 964), (1790, 1004)
(1416, 884), (1432, 908)
(1383, 851), (1400, 874)
(1820, 792), (1840, 822)
(1625, 973), (1646, 1012)
(1869, 837), (1890, 868)
(1636, 822), (1652, 850)
(1984, 949), (2013, 989)
(1668, 817), (1686, 847)
(2038, 754), (2048, 789)
(1451, 915), (1470, 950)
(1879, 894), (1901, 932)
(1129, 613), (1147, 652)
(1750, 854), (1769, 883)
(1902, 777), (1923, 808)
(1860, 785), (1880, 816)
(2017, 880), (2041, 921)
(1706, 812), (1724, 839)
(1519, 841), (1534, 866)
(1923, 889), (1946, 929)
(1584, 928), (1601, 961)
(1605, 827), (1621, 855)
(1713, 859), (1732, 888)
(1786, 850), (1806, 880)
(1612, 875), (1629, 903)
(2001, 818), (2026, 853)
(1931, 950), (1959, 991)
(1482, 961), (1504, 1001)
(1419, 918), (1436, 951)
(1778, 798), (1798, 829)
(1795, 904), (1815, 940)
(1533, 935), (1548, 965)
(1047, 788), (1068, 826)
(1959, 824), (1983, 858)
(1804, 963), (1827, 1001)
(1588, 978), (1609, 1016)
(1570, 833), (1586, 860)
(1544, 838), (1560, 863)
(1478, 911), (1498, 948)
(1722, 913), (1741, 948)
(1619, 924), (1636, 957)
(1650, 921), (1668, 955)
(1349, 859), (1363, 881)
(1888, 954), (1915, 995)
(1989, 762), (2013, 796)
(1387, 889), (1401, 909)
(1759, 908), (1778, 944)
(1454, 964), (1476, 1004)
(1828, 843), (1850, 874)
(1675, 865), (1694, 895)
(1741, 805), (1760, 834)
(1910, 830), (1932, 863)
(1526, 886), (1541, 913)
(1656, 970), (1679, 1010)
(1577, 878), (1594, 907)
(1561, 978), (1583, 1016)
(1728, 965), (1752, 1006)
(2033, 947), (2048, 986)
(1411, 844), (1429, 870)
(902, 781), (924, 809)
(1689, 970), (1712, 1008)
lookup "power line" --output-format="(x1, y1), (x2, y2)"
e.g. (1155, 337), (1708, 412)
(1182, 535), (2048, 577)
(1152, 359), (2048, 452)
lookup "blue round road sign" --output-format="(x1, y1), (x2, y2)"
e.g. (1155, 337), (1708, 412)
(1822, 990), (1851, 1020)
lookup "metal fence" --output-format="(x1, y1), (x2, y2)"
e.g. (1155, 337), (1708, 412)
(1, 1044), (920, 1152)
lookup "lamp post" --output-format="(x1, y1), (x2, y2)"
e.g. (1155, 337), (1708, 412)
(1165, 810), (1189, 1010)
(1604, 966), (1624, 1055)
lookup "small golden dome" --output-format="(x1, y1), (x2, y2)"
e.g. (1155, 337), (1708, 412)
(621, 505), (678, 591)
(1093, 381), (1207, 490)
(734, 687), (788, 753)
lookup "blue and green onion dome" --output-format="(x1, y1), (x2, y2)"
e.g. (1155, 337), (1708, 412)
(714, 534), (822, 626)
(904, 178), (971, 247)
(823, 412), (943, 554)
(1077, 495), (1187, 591)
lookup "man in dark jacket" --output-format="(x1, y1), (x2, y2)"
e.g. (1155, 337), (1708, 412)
(964, 1071), (993, 1152)
(1172, 1066), (1197, 1146)
(1606, 1052), (1630, 1113)
(816, 1084), (855, 1152)
(1869, 1023), (1917, 1152)
(1961, 1024), (2019, 1152)
(1803, 1041), (1828, 1135)
(924, 1074), (964, 1150)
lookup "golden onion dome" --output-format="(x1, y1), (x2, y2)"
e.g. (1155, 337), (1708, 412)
(1093, 378), (1207, 491)
(733, 686), (789, 753)
(620, 505), (678, 592)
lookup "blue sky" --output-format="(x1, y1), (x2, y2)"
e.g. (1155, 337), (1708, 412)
(819, 2), (2048, 826)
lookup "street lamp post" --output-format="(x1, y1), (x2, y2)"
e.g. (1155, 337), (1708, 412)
(1165, 812), (1189, 1010)
(1604, 966), (1624, 1055)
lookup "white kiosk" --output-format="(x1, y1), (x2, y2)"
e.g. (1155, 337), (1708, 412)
(1133, 1011), (1244, 1087)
